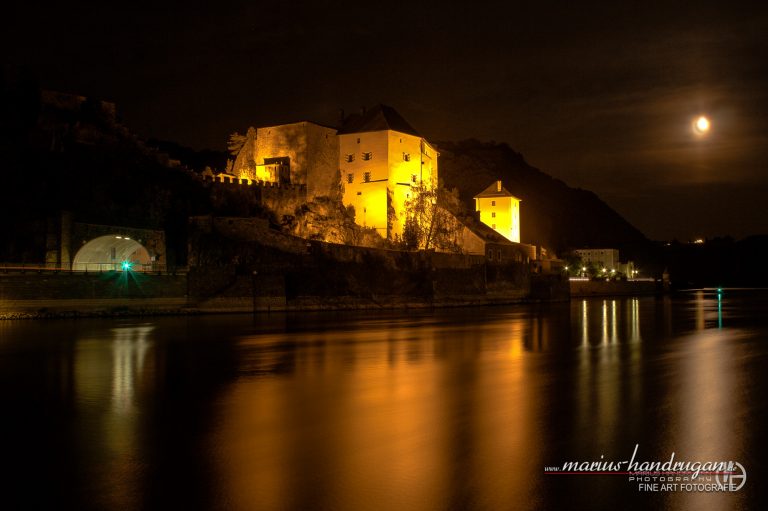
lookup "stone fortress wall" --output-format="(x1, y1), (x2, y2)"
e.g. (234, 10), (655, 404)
(199, 173), (309, 219)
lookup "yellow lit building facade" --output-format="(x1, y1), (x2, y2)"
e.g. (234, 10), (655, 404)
(474, 180), (521, 243)
(339, 105), (438, 239)
(230, 122), (339, 198)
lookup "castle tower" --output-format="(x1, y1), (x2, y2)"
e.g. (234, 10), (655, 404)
(474, 180), (521, 243)
(338, 105), (438, 240)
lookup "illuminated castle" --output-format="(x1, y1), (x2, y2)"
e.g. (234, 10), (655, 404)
(228, 121), (340, 199)
(338, 105), (438, 239)
(474, 180), (521, 243)
(225, 105), (438, 240)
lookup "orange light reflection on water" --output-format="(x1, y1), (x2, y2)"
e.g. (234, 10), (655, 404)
(212, 317), (542, 511)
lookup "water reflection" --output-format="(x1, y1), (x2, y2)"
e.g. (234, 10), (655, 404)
(694, 289), (725, 330)
(110, 325), (153, 413)
(70, 323), (156, 510)
(718, 289), (723, 329)
(670, 326), (738, 510)
(629, 298), (641, 342)
(574, 298), (641, 347)
(214, 314), (544, 511)
(0, 292), (764, 510)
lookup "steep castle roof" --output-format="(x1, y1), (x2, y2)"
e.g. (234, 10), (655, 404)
(474, 180), (521, 200)
(338, 104), (421, 137)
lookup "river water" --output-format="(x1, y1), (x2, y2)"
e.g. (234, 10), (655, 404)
(1, 290), (766, 510)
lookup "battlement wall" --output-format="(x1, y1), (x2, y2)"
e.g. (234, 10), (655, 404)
(198, 173), (308, 218)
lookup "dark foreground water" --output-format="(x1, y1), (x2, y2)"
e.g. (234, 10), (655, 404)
(1, 290), (767, 510)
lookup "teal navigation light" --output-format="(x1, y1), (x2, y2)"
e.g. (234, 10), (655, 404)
(121, 260), (133, 271)
(717, 288), (723, 329)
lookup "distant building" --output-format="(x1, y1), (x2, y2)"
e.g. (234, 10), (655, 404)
(573, 248), (636, 276)
(474, 180), (521, 243)
(338, 105), (438, 239)
(573, 248), (619, 269)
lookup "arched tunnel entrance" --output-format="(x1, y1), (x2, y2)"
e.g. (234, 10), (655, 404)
(72, 235), (152, 271)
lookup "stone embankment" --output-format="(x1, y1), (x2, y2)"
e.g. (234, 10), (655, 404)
(1, 224), (570, 319)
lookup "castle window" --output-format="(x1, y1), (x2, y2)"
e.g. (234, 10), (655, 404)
(491, 212), (496, 218)
(363, 172), (371, 182)
(357, 191), (362, 195)
(403, 152), (411, 162)
(347, 173), (354, 184)
(362, 152), (372, 161)
(345, 154), (354, 163)
(491, 200), (496, 206)
(357, 138), (361, 143)
(411, 174), (417, 183)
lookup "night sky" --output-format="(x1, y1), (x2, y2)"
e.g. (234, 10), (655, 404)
(4, 1), (767, 241)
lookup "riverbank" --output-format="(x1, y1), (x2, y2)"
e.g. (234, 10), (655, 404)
(0, 272), (190, 319)
(569, 278), (661, 297)
(0, 273), (571, 319)
(0, 293), (555, 320)
(2, 242), (571, 319)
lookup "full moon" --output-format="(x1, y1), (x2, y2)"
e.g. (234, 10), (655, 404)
(694, 115), (711, 134)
